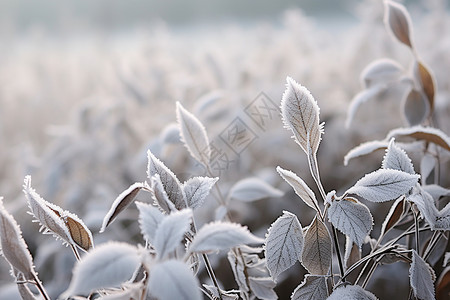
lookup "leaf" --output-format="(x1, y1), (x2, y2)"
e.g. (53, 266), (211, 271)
(277, 166), (319, 211)
(436, 267), (450, 300)
(203, 285), (239, 300)
(176, 102), (211, 166)
(99, 282), (144, 300)
(360, 58), (403, 88)
(301, 216), (332, 275)
(63, 213), (94, 252)
(265, 211), (304, 280)
(0, 198), (36, 280)
(344, 140), (389, 165)
(380, 196), (406, 237)
(409, 189), (450, 230)
(100, 182), (146, 233)
(147, 150), (186, 210)
(248, 277), (277, 300)
(327, 284), (378, 300)
(136, 201), (164, 244)
(387, 126), (450, 152)
(421, 154), (436, 184)
(154, 209), (192, 259)
(345, 84), (386, 128)
(382, 138), (415, 174)
(229, 177), (283, 202)
(345, 169), (419, 203)
(344, 237), (361, 270)
(188, 222), (263, 254)
(62, 242), (140, 297)
(384, 0), (414, 48)
(281, 76), (323, 155)
(227, 250), (249, 293)
(148, 260), (201, 300)
(402, 88), (429, 126)
(328, 197), (373, 247)
(410, 250), (435, 300)
(151, 174), (175, 213)
(415, 61), (436, 114)
(183, 176), (218, 209)
(291, 275), (328, 300)
(422, 184), (450, 201)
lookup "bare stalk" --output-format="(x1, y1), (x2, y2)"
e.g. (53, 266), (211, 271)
(32, 274), (50, 300)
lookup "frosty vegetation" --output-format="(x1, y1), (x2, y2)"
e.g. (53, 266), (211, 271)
(0, 0), (449, 299)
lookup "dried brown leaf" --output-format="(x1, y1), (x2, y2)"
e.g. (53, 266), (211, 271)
(384, 0), (414, 48)
(403, 88), (429, 126)
(64, 215), (93, 252)
(381, 197), (405, 236)
(415, 61), (436, 114)
(387, 126), (450, 152)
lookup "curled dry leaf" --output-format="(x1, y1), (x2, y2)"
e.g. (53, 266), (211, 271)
(0, 198), (36, 280)
(402, 88), (429, 126)
(414, 61), (436, 114)
(301, 215), (332, 275)
(380, 197), (406, 237)
(100, 182), (146, 233)
(344, 237), (361, 270)
(176, 102), (211, 166)
(384, 0), (414, 48)
(387, 126), (450, 152)
(281, 77), (323, 155)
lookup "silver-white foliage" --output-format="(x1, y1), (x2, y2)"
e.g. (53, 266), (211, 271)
(291, 275), (328, 300)
(409, 250), (435, 300)
(408, 189), (450, 230)
(384, 0), (414, 48)
(276, 166), (319, 212)
(99, 282), (144, 300)
(62, 242), (140, 297)
(382, 139), (415, 174)
(360, 58), (403, 88)
(176, 102), (211, 166)
(136, 201), (164, 244)
(183, 176), (218, 209)
(265, 211), (304, 280)
(386, 126), (450, 152)
(301, 216), (332, 275)
(344, 140), (389, 166)
(188, 221), (263, 254)
(227, 250), (249, 294)
(151, 174), (175, 213)
(345, 84), (386, 128)
(328, 198), (373, 247)
(148, 260), (201, 300)
(154, 208), (192, 259)
(248, 277), (277, 300)
(0, 198), (36, 280)
(100, 182), (146, 233)
(345, 169), (419, 203)
(420, 153), (436, 183)
(422, 184), (450, 202)
(327, 284), (378, 300)
(147, 150), (186, 210)
(228, 177), (283, 202)
(344, 236), (361, 270)
(281, 76), (323, 155)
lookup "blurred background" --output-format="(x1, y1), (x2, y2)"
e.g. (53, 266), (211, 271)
(0, 0), (449, 299)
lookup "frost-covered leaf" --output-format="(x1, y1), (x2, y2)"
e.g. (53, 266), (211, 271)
(420, 154), (436, 184)
(281, 77), (323, 155)
(302, 216), (332, 275)
(380, 196), (406, 237)
(265, 211), (304, 280)
(291, 275), (328, 300)
(361, 58), (403, 89)
(203, 284), (239, 300)
(328, 198), (373, 247)
(136, 201), (164, 244)
(154, 209), (192, 259)
(0, 198), (36, 280)
(384, 0), (413, 48)
(345, 169), (419, 203)
(148, 260), (201, 300)
(327, 284), (378, 300)
(147, 150), (186, 209)
(277, 166), (319, 211)
(151, 174), (175, 213)
(344, 140), (389, 165)
(229, 177), (283, 202)
(422, 185), (450, 201)
(403, 88), (429, 126)
(344, 237), (361, 270)
(414, 61), (436, 113)
(100, 182), (146, 233)
(248, 277), (277, 300)
(62, 242), (140, 297)
(387, 126), (450, 152)
(64, 212), (94, 252)
(183, 176), (218, 209)
(176, 102), (211, 166)
(227, 250), (249, 293)
(345, 84), (386, 128)
(382, 139), (415, 174)
(408, 189), (450, 230)
(188, 222), (263, 254)
(410, 250), (435, 300)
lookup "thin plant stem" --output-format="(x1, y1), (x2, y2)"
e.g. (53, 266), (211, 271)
(411, 208), (420, 252)
(32, 274), (50, 300)
(423, 231), (444, 261)
(70, 244), (81, 261)
(331, 226), (345, 279)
